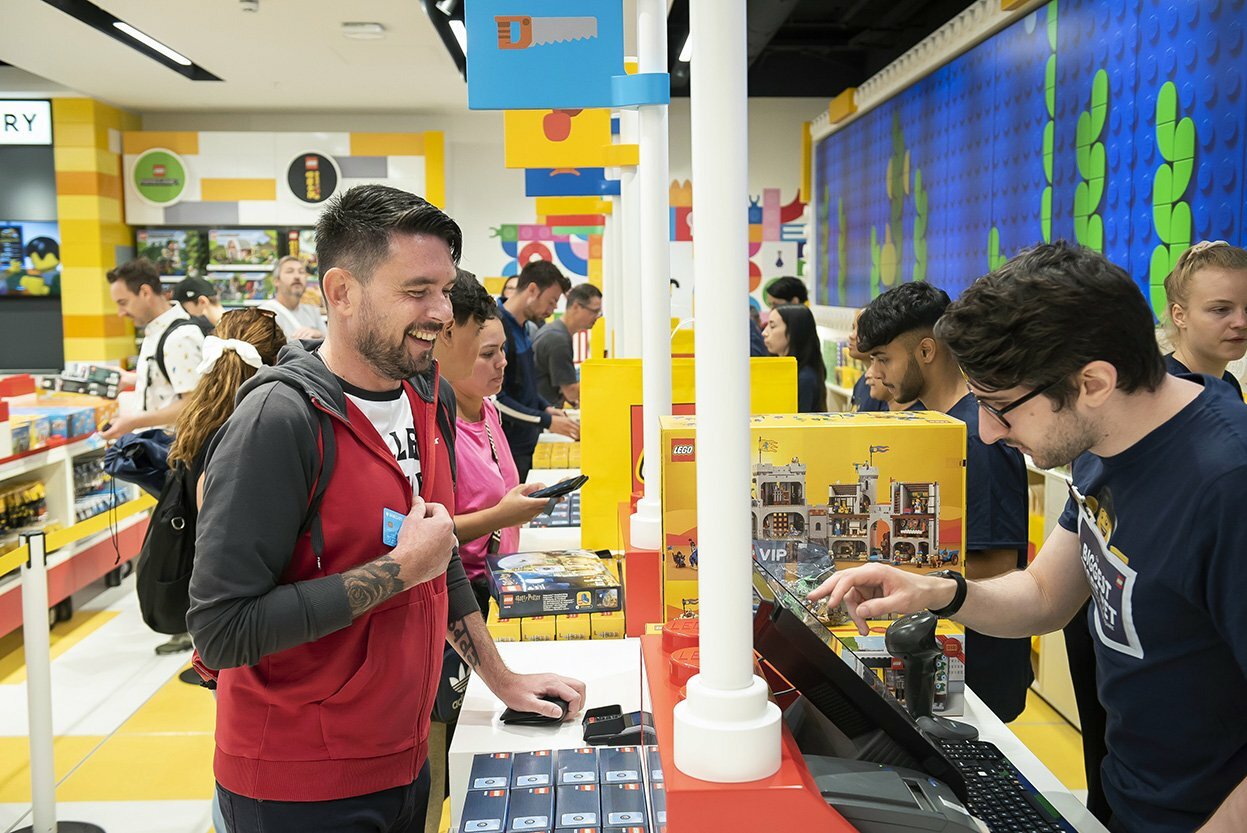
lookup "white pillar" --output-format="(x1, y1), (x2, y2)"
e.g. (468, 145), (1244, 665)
(628, 0), (672, 550)
(618, 106), (642, 358)
(672, 0), (782, 783)
(603, 204), (619, 356)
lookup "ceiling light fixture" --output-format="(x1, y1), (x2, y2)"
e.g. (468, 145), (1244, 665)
(341, 21), (387, 40)
(38, 0), (220, 80)
(448, 19), (468, 56)
(112, 21), (192, 65)
(679, 34), (692, 62)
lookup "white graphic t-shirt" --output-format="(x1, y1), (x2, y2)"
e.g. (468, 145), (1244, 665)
(341, 380), (422, 498)
(137, 304), (205, 416)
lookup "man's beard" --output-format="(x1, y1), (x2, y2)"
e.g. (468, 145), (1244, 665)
(894, 355), (926, 404)
(354, 296), (431, 380)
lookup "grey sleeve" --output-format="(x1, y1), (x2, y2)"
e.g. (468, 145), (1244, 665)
(445, 548), (479, 622)
(543, 331), (578, 388)
(187, 384), (353, 670)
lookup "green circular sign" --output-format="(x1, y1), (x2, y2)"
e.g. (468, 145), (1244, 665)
(133, 149), (187, 206)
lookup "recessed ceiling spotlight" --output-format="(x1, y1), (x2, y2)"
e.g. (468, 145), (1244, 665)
(341, 21), (387, 40)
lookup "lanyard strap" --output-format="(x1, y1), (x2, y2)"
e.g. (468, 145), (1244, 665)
(481, 412), (504, 554)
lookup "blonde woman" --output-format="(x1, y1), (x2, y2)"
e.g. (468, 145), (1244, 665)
(168, 308), (287, 493)
(1164, 240), (1247, 398)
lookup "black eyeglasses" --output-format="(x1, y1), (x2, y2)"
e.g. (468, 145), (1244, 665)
(973, 381), (1056, 429)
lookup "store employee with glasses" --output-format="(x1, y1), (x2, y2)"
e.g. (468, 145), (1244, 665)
(814, 242), (1247, 833)
(855, 279), (1032, 725)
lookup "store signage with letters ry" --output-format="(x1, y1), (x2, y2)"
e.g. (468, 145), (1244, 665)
(0, 100), (52, 145)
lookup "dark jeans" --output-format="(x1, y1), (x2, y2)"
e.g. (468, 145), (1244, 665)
(216, 762), (430, 833)
(1064, 601), (1112, 824)
(964, 628), (1034, 724)
(512, 450), (533, 485)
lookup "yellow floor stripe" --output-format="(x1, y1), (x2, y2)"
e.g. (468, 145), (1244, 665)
(1011, 722), (1088, 791)
(117, 664), (217, 736)
(0, 735), (105, 802)
(1013, 689), (1066, 725)
(0, 610), (120, 685)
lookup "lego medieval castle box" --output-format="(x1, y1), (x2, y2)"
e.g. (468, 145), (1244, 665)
(660, 412), (967, 619)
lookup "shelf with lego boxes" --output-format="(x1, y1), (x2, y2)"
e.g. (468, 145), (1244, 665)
(0, 378), (152, 635)
(484, 550), (625, 646)
(659, 411), (967, 621)
(531, 436), (580, 471)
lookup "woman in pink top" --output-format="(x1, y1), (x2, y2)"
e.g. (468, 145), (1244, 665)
(450, 315), (549, 612)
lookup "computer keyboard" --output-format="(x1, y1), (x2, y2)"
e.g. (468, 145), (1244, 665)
(935, 739), (1077, 833)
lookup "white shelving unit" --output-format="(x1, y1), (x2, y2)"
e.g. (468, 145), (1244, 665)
(0, 435), (153, 635)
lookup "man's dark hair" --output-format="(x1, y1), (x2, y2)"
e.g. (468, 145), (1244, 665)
(567, 282), (602, 308)
(934, 242), (1166, 408)
(450, 268), (497, 326)
(857, 281), (951, 353)
(315, 184), (462, 281)
(106, 258), (161, 295)
(516, 260), (572, 294)
(765, 276), (808, 304)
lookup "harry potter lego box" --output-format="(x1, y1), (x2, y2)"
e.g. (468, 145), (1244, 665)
(660, 412), (967, 619)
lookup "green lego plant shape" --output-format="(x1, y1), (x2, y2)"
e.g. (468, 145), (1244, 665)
(837, 198), (848, 303)
(1074, 69), (1108, 252)
(1149, 81), (1197, 317)
(912, 168), (928, 282)
(817, 181), (831, 297)
(869, 225), (882, 296)
(881, 112), (908, 287)
(988, 226), (1007, 271)
(1042, 0), (1057, 243)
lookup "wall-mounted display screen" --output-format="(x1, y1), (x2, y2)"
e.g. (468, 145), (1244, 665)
(1, 220), (60, 296)
(136, 228), (199, 277)
(207, 229), (278, 271)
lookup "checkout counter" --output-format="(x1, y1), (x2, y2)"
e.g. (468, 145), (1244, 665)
(449, 591), (1107, 832)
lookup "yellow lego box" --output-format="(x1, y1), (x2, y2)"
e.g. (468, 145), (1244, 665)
(532, 442), (553, 470)
(828, 619), (967, 716)
(556, 614), (592, 641)
(549, 442), (570, 469)
(488, 613), (523, 644)
(590, 611), (626, 639)
(520, 616), (557, 642)
(660, 412), (967, 620)
(567, 442), (581, 468)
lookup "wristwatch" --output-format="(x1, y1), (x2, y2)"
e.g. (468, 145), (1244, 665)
(927, 569), (967, 618)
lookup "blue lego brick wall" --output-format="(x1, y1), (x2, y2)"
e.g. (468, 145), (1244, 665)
(814, 0), (1247, 317)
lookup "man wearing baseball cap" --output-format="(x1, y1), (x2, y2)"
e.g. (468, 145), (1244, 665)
(173, 276), (224, 332)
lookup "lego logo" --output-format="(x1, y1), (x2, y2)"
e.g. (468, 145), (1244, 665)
(670, 439), (695, 461)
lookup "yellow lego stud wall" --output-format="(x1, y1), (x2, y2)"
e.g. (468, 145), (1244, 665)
(53, 99), (140, 363)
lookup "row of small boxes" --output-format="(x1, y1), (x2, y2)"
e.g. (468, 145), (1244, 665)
(1, 373), (117, 458)
(532, 441), (581, 470)
(485, 554), (626, 643)
(463, 747), (665, 833)
(487, 609), (626, 643)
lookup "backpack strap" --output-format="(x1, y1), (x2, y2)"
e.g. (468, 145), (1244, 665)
(298, 407), (336, 564)
(153, 317), (199, 391)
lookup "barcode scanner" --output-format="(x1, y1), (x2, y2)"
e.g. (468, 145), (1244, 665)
(886, 612), (977, 741)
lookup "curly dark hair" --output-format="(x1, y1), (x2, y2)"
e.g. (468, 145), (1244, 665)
(857, 281), (950, 354)
(450, 268), (497, 327)
(934, 242), (1165, 408)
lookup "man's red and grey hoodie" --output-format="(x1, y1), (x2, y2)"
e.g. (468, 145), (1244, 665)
(187, 343), (478, 802)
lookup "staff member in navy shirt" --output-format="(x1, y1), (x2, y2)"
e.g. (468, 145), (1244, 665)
(857, 281), (1031, 723)
(813, 242), (1247, 833)
(1161, 240), (1247, 398)
(496, 261), (579, 481)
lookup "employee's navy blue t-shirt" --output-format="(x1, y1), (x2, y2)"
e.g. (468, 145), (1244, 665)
(946, 393), (1032, 722)
(852, 373), (888, 412)
(1164, 352), (1244, 400)
(1057, 377), (1247, 833)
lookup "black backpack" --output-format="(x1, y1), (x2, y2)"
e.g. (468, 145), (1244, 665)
(135, 406), (336, 635)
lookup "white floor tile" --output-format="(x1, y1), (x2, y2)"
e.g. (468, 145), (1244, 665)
(0, 800), (212, 833)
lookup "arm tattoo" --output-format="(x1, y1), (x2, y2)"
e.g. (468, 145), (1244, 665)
(342, 556), (406, 618)
(449, 615), (481, 669)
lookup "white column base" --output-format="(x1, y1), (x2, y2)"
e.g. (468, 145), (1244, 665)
(672, 674), (783, 783)
(629, 495), (663, 551)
